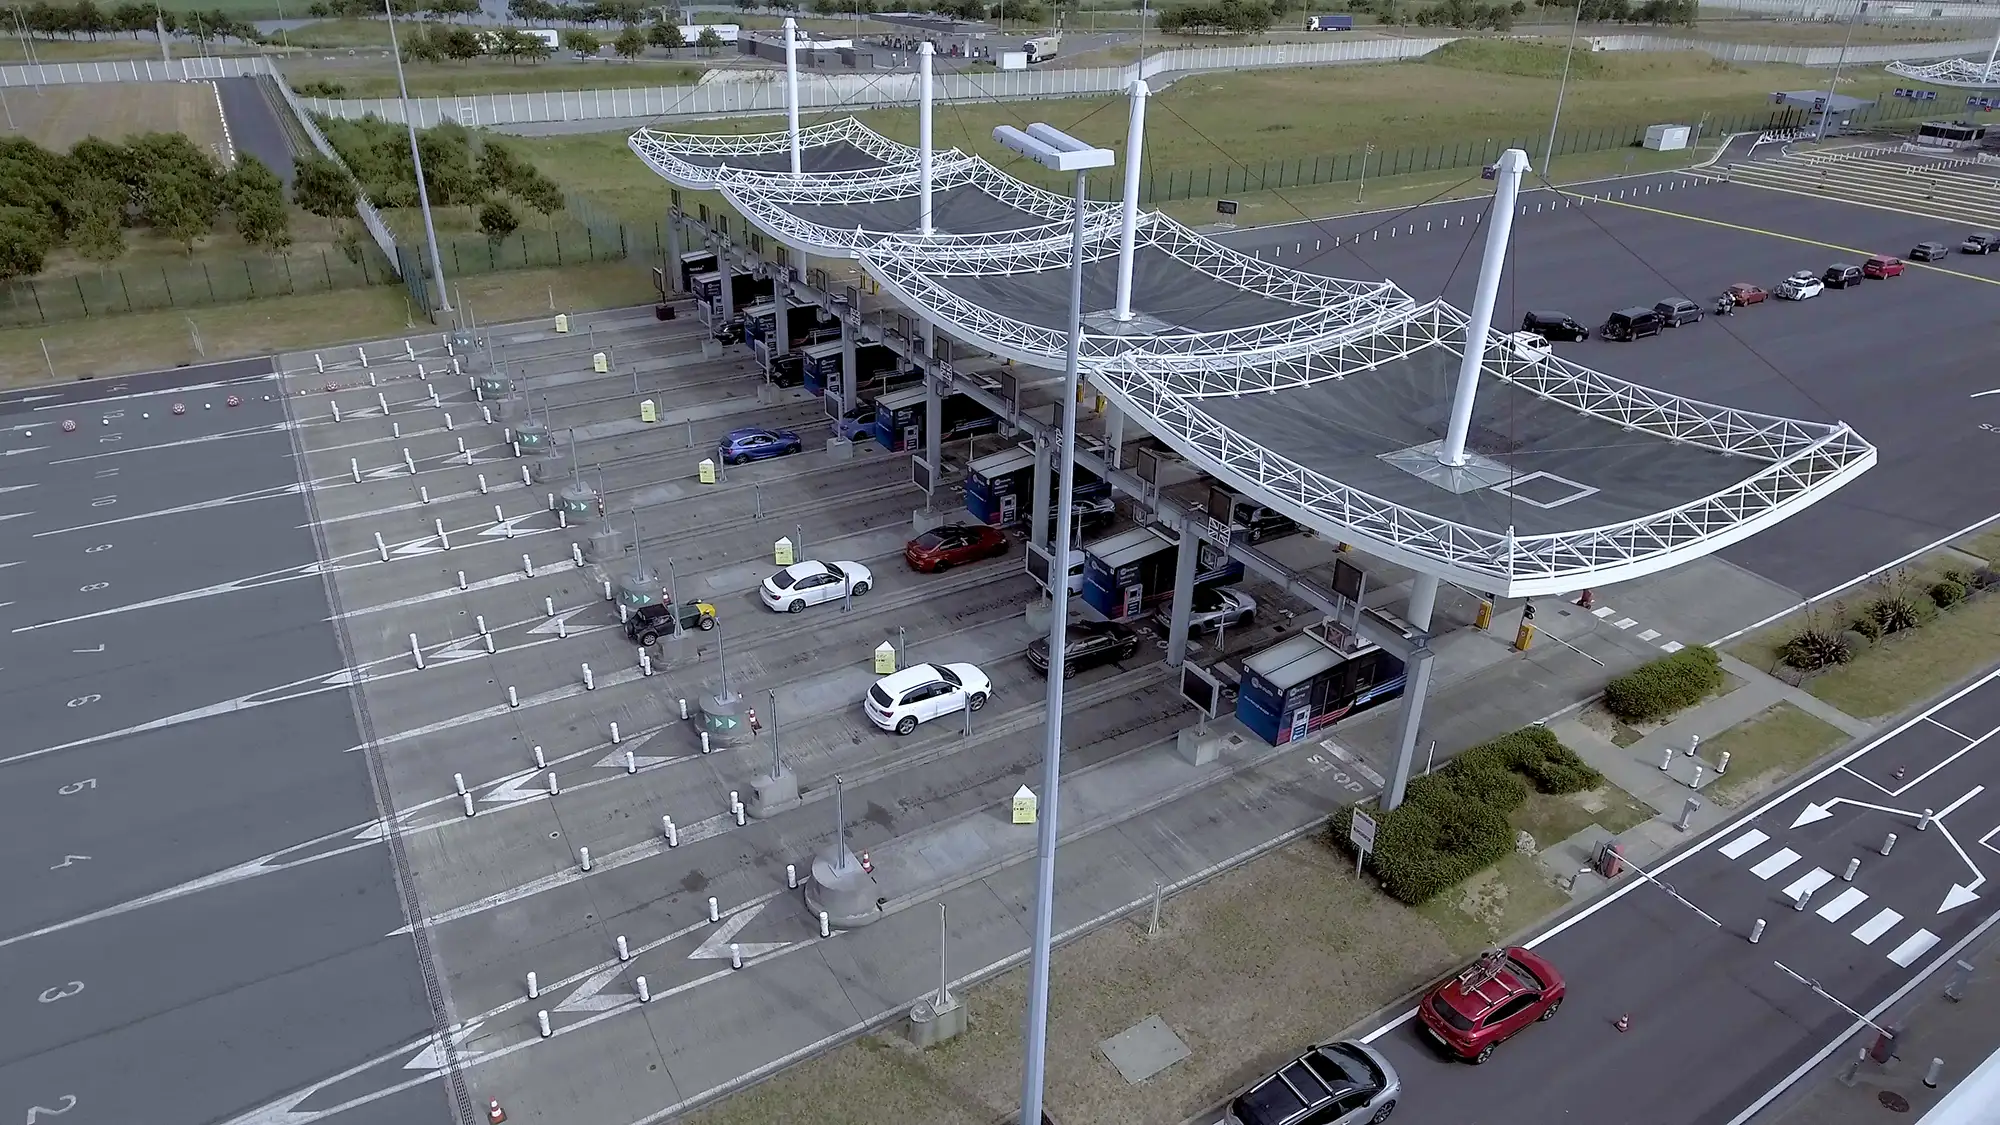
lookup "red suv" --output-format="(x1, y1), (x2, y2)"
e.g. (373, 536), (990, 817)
(1863, 255), (1905, 278)
(1417, 947), (1565, 1064)
(904, 524), (1010, 572)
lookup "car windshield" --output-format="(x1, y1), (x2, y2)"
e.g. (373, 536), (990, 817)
(868, 685), (892, 708)
(770, 571), (798, 590)
(1506, 957), (1546, 989)
(1193, 589), (1221, 612)
(1430, 994), (1475, 1030)
(1318, 1042), (1379, 1085)
(912, 532), (945, 549)
(936, 666), (962, 688)
(1232, 1061), (1318, 1125)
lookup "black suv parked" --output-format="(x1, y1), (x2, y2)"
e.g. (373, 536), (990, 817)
(1822, 263), (1865, 289)
(1521, 310), (1589, 342)
(1601, 307), (1663, 341)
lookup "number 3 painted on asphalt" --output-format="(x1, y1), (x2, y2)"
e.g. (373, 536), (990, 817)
(65, 696), (100, 708)
(36, 982), (83, 1004)
(26, 1097), (77, 1124)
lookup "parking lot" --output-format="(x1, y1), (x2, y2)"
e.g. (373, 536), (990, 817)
(1219, 169), (2000, 597)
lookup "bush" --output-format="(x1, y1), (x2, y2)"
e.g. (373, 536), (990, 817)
(1931, 579), (1967, 609)
(1332, 726), (1602, 904)
(1971, 567), (2000, 592)
(1867, 594), (1921, 635)
(1849, 613), (1883, 642)
(1602, 646), (1724, 722)
(1780, 625), (1851, 671)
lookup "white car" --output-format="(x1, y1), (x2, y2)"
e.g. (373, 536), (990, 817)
(865, 662), (991, 734)
(1505, 331), (1552, 363)
(1776, 271), (1823, 301)
(760, 560), (873, 612)
(1155, 586), (1257, 636)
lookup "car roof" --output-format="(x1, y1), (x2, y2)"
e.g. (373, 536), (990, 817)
(1527, 310), (1572, 320)
(876, 663), (946, 692)
(1434, 949), (1549, 1018)
(781, 560), (830, 578)
(1612, 306), (1655, 317)
(728, 426), (775, 438)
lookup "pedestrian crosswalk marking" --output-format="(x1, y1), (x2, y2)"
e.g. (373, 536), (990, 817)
(1783, 868), (1835, 901)
(1852, 908), (1902, 945)
(1887, 929), (1940, 968)
(1750, 848), (1802, 880)
(1720, 829), (1768, 859)
(1817, 887), (1869, 922)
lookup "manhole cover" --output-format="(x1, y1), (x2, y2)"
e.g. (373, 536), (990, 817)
(1879, 1091), (1912, 1113)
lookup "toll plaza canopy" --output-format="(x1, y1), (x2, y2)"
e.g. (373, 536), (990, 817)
(629, 117), (1876, 598)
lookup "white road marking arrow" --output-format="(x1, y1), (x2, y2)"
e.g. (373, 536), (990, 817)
(1791, 797), (1917, 829)
(402, 1020), (485, 1070)
(390, 537), (444, 559)
(427, 634), (485, 663)
(13, 393), (60, 403)
(0, 511), (33, 525)
(2, 446), (48, 456)
(480, 771), (545, 804)
(1792, 802), (1834, 828)
(480, 513), (541, 537)
(1940, 883), (1982, 914)
(554, 962), (630, 1012)
(527, 606), (594, 635)
(690, 903), (794, 961)
(364, 464), (405, 481)
(0, 483), (36, 494)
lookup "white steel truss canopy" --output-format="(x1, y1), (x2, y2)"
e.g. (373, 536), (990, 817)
(631, 117), (1875, 597)
(1886, 57), (2000, 88)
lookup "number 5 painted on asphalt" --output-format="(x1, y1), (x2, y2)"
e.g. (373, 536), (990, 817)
(26, 1097), (77, 1123)
(57, 779), (96, 795)
(36, 982), (83, 1004)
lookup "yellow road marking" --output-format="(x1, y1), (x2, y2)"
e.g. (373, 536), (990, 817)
(1562, 184), (2000, 288)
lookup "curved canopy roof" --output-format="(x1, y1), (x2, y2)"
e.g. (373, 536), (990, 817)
(1886, 56), (2000, 88)
(629, 117), (1875, 597)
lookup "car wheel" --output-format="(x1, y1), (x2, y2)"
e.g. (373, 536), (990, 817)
(935, 560), (951, 572)
(968, 692), (987, 711)
(895, 715), (918, 735)
(1472, 1044), (1496, 1065)
(699, 616), (716, 631)
(1538, 997), (1562, 1021)
(1062, 663), (1076, 679)
(853, 580), (871, 595)
(1122, 644), (1140, 660)
(788, 599), (805, 613)
(1369, 1101), (1396, 1124)
(637, 630), (658, 646)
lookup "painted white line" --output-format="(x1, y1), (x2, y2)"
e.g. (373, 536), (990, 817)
(1591, 606), (1614, 618)
(1852, 907), (1903, 944)
(1854, 722), (2000, 797)
(1719, 829), (1769, 859)
(1612, 617), (1637, 629)
(1660, 641), (1684, 653)
(1926, 716), (1975, 741)
(47, 421), (291, 465)
(1816, 886), (1869, 922)
(1886, 928), (1940, 967)
(1637, 628), (1661, 641)
(1782, 868), (1835, 901)
(32, 482), (308, 538)
(1750, 848), (1803, 880)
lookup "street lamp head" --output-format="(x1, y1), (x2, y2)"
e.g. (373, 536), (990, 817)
(993, 123), (1115, 173)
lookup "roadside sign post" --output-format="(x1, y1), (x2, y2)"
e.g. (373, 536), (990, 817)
(1349, 808), (1377, 878)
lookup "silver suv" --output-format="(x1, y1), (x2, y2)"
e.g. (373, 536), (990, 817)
(1223, 1040), (1400, 1125)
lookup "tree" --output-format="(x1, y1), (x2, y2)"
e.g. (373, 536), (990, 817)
(614, 24), (647, 58)
(477, 140), (525, 192)
(235, 195), (293, 252)
(524, 35), (555, 61)
(0, 207), (54, 282)
(647, 20), (684, 51)
(518, 173), (565, 225)
(224, 153), (283, 212)
(478, 198), (519, 240)
(438, 24), (485, 59)
(69, 179), (126, 269)
(292, 154), (359, 222)
(145, 172), (219, 253)
(696, 25), (721, 53)
(561, 28), (601, 54)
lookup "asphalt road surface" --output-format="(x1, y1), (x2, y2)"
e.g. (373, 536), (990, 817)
(1351, 665), (2000, 1125)
(215, 75), (296, 187)
(0, 361), (447, 1125)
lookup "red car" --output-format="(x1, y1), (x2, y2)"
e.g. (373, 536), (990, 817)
(1725, 282), (1767, 305)
(1417, 947), (1566, 1064)
(1863, 255), (1905, 278)
(904, 523), (1009, 572)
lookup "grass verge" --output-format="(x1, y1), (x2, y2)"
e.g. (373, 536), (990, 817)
(1702, 703), (1848, 808)
(282, 57), (707, 99)
(2, 81), (226, 155)
(1800, 593), (2000, 721)
(0, 261), (657, 387)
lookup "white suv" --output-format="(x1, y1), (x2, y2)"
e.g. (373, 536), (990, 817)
(865, 662), (991, 735)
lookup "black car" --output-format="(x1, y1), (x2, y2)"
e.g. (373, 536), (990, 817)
(1822, 263), (1864, 289)
(1601, 306), (1662, 341)
(625, 599), (718, 645)
(1962, 232), (2000, 255)
(1910, 241), (1949, 261)
(1026, 618), (1140, 678)
(768, 353), (805, 387)
(1652, 298), (1703, 327)
(1521, 310), (1588, 342)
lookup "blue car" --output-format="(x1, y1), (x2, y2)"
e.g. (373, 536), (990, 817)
(718, 426), (803, 465)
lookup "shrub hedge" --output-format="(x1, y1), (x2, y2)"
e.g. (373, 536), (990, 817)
(1602, 645), (1724, 723)
(1332, 726), (1603, 905)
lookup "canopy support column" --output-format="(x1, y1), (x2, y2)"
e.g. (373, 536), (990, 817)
(1113, 79), (1149, 322)
(1164, 523), (1200, 668)
(919, 41), (935, 236)
(1030, 437), (1052, 552)
(1384, 573), (1440, 812)
(784, 17), (801, 177)
(1438, 148), (1528, 468)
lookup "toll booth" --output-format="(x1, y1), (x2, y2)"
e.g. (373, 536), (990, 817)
(1235, 632), (1407, 746)
(1205, 484), (1301, 545)
(696, 270), (769, 328)
(872, 388), (1000, 452)
(818, 342), (898, 398)
(801, 340), (845, 396)
(965, 446), (1036, 526)
(740, 299), (778, 348)
(1081, 527), (1241, 621)
(677, 249), (718, 290)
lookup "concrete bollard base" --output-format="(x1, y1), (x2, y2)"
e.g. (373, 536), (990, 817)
(745, 765), (801, 818)
(907, 992), (968, 1048)
(805, 850), (880, 929)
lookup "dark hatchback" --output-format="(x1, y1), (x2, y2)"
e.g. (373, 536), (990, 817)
(1027, 618), (1139, 677)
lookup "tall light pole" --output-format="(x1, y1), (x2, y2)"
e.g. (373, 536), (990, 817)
(384, 0), (452, 319)
(1816, 0), (1862, 141)
(992, 120), (1115, 1125)
(1541, 0), (1584, 182)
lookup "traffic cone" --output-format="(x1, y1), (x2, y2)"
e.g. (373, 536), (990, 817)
(1893, 765), (1907, 781)
(488, 1098), (507, 1123)
(1614, 1014), (1630, 1033)
(1577, 589), (1594, 610)
(860, 851), (873, 874)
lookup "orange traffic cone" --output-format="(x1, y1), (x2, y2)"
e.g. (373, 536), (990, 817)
(860, 851), (874, 874)
(488, 1098), (507, 1123)
(1614, 1014), (1630, 1033)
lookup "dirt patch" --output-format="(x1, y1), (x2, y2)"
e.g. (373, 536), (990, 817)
(4, 81), (226, 156)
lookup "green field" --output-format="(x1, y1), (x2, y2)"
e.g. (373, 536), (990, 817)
(283, 57), (707, 98)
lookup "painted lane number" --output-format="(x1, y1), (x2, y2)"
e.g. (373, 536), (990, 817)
(78, 583), (108, 593)
(65, 696), (100, 709)
(26, 1097), (76, 1124)
(89, 496), (115, 508)
(58, 779), (96, 795)
(36, 982), (83, 1004)
(83, 544), (112, 554)
(49, 856), (90, 871)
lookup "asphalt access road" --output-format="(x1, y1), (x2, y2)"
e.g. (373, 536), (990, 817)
(0, 355), (275, 417)
(1221, 176), (2000, 599)
(1360, 664), (2000, 1125)
(216, 75), (297, 187)
(0, 371), (448, 1125)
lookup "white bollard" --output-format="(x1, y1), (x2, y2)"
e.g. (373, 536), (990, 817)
(483, 634), (494, 654)
(582, 663), (594, 690)
(410, 634), (425, 669)
(454, 772), (467, 794)
(787, 864), (797, 889)
(478, 474), (490, 495)
(377, 392), (389, 415)
(666, 821), (679, 847)
(533, 746), (545, 768)
(1919, 808), (1934, 831)
(616, 935), (629, 961)
(603, 579), (613, 601)
(557, 619), (567, 639)
(332, 401), (342, 423)
(1883, 832), (1898, 856)
(548, 773), (560, 796)
(579, 846), (591, 871)
(430, 389), (440, 408)
(458, 571), (467, 591)
(521, 466), (531, 487)
(315, 353), (325, 372)
(351, 458), (361, 483)
(559, 510), (567, 529)
(731, 943), (742, 970)
(444, 413), (453, 431)
(1691, 764), (1705, 788)
(1687, 733), (1701, 758)
(708, 897), (719, 923)
(637, 976), (651, 1003)
(368, 372), (376, 387)
(512, 442), (521, 457)
(528, 972), (539, 998)
(626, 750), (636, 773)
(1844, 857), (1860, 882)
(508, 686), (519, 708)
(462, 792), (476, 817)
(495, 504), (505, 524)
(640, 651), (653, 677)
(819, 911), (831, 938)
(537, 1010), (551, 1038)
(545, 597), (555, 617)
(476, 615), (488, 635)
(662, 815), (674, 839)
(1795, 886), (1813, 911)
(618, 603), (629, 624)
(404, 448), (417, 475)
(1717, 751), (1731, 775)
(456, 437), (465, 455)
(611, 722), (622, 744)
(1660, 747), (1673, 772)
(483, 406), (493, 425)
(1749, 918), (1766, 944)
(392, 422), (401, 439)
(420, 486), (431, 505)
(700, 732), (711, 754)
(679, 698), (689, 720)
(572, 543), (584, 567)
(437, 520), (450, 551)
(547, 492), (556, 512)
(405, 341), (416, 361)
(521, 553), (532, 576)
(729, 790), (739, 809)
(734, 804), (745, 826)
